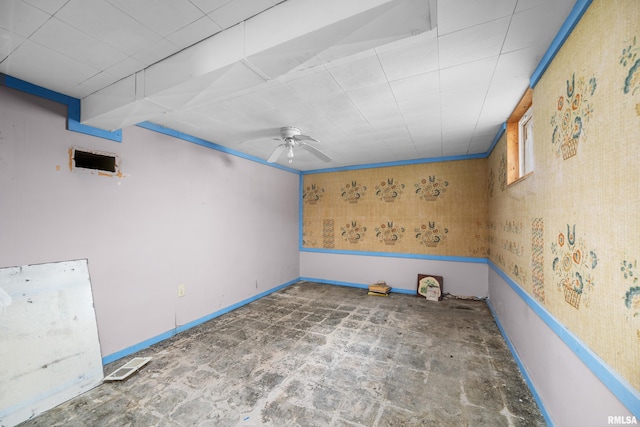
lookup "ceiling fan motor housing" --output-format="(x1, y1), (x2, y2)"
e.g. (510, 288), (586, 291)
(280, 127), (302, 139)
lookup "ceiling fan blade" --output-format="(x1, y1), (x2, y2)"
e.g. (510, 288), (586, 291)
(267, 144), (286, 163)
(240, 136), (281, 144)
(299, 142), (331, 162)
(293, 134), (319, 143)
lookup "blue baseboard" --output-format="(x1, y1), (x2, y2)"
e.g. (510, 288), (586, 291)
(299, 277), (417, 295)
(102, 278), (300, 365)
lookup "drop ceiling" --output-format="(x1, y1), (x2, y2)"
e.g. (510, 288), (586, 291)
(0, 0), (578, 171)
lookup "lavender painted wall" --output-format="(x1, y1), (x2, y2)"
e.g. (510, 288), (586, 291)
(300, 251), (488, 297)
(487, 267), (632, 426)
(0, 87), (300, 358)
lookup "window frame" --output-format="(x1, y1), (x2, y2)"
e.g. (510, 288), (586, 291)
(506, 88), (533, 185)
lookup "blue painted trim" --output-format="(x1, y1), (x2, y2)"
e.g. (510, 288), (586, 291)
(486, 299), (553, 426)
(66, 98), (123, 141)
(102, 278), (300, 365)
(488, 261), (640, 418)
(137, 121), (301, 175)
(301, 277), (368, 290)
(2, 73), (74, 105)
(530, 0), (593, 88)
(102, 329), (176, 365)
(303, 152), (487, 175)
(1, 74), (122, 142)
(486, 122), (506, 158)
(299, 277), (416, 295)
(299, 174), (304, 249)
(300, 247), (488, 264)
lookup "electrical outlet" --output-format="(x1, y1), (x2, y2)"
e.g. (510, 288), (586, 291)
(177, 284), (186, 298)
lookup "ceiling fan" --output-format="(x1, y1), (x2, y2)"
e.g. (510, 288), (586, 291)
(267, 127), (331, 164)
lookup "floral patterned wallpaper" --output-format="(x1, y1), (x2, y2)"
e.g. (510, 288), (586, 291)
(487, 0), (639, 392)
(303, 159), (488, 257)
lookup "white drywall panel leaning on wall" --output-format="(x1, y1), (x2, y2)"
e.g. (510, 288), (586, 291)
(0, 260), (103, 426)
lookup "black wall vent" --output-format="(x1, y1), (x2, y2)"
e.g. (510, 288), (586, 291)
(72, 149), (118, 173)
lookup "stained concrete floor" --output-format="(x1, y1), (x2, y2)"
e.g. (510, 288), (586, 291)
(19, 281), (545, 427)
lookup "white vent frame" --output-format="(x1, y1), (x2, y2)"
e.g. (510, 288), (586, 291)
(103, 357), (152, 381)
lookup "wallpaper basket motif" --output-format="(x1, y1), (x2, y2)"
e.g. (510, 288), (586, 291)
(415, 222), (448, 247)
(551, 225), (598, 309)
(341, 221), (366, 244)
(414, 176), (448, 201)
(341, 181), (366, 203)
(375, 221), (404, 245)
(303, 184), (324, 204)
(550, 73), (597, 160)
(375, 178), (405, 202)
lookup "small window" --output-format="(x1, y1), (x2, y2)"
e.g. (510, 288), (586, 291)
(518, 106), (533, 177)
(506, 88), (533, 185)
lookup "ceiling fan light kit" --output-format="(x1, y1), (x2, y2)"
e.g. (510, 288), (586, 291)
(266, 127), (332, 165)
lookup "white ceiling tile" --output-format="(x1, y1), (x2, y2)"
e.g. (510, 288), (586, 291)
(0, 0), (50, 38)
(439, 56), (497, 93)
(416, 144), (443, 159)
(30, 18), (128, 70)
(469, 125), (500, 152)
(329, 112), (373, 136)
(493, 46), (540, 81)
(377, 34), (439, 81)
(105, 56), (147, 80)
(328, 54), (388, 92)
(396, 94), (440, 116)
(170, 62), (267, 110)
(440, 92), (484, 129)
(251, 82), (305, 110)
(503, 2), (575, 53)
(405, 125), (440, 147)
(132, 38), (178, 67)
(220, 91), (272, 115)
(66, 71), (121, 98)
(310, 93), (357, 116)
(165, 16), (222, 49)
(442, 126), (474, 144)
(107, 0), (205, 37)
(437, 0), (516, 36)
(208, 0), (273, 29)
(438, 16), (510, 69)
(196, 102), (246, 126)
(347, 83), (396, 111)
(515, 0), (575, 13)
(285, 69), (343, 101)
(274, 102), (324, 125)
(478, 78), (529, 124)
(0, 27), (25, 61)
(55, 0), (162, 55)
(0, 39), (99, 93)
(22, 0), (68, 14)
(390, 70), (440, 100)
(442, 141), (470, 156)
(189, 0), (232, 14)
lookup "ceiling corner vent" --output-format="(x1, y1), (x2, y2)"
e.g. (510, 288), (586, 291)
(71, 148), (119, 175)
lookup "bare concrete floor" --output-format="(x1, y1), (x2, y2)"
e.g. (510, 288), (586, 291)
(19, 281), (545, 426)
